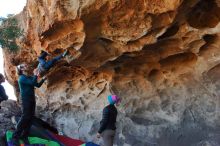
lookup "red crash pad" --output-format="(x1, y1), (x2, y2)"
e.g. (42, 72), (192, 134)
(51, 133), (84, 146)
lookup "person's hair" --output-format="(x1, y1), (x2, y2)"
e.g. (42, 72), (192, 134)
(0, 73), (4, 83)
(16, 64), (26, 76)
(16, 66), (22, 75)
(40, 50), (45, 55)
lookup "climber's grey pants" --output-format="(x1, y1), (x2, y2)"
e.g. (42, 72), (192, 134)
(102, 130), (115, 146)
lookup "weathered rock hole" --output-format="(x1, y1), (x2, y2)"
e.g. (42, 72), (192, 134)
(187, 0), (220, 28)
(98, 37), (114, 44)
(202, 34), (217, 43)
(158, 24), (179, 40)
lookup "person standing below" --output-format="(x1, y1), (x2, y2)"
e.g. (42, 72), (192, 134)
(0, 73), (8, 108)
(11, 63), (46, 145)
(97, 95), (120, 146)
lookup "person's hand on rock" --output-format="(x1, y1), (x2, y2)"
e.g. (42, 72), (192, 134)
(42, 76), (47, 80)
(33, 68), (40, 76)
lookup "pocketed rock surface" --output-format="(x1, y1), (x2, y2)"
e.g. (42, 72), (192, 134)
(2, 0), (220, 145)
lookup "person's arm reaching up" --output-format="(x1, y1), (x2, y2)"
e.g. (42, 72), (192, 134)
(34, 77), (46, 88)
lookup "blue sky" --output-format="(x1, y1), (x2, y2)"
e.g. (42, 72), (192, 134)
(0, 0), (26, 100)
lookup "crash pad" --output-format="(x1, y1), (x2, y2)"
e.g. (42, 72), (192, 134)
(12, 116), (63, 145)
(50, 133), (84, 146)
(6, 131), (60, 146)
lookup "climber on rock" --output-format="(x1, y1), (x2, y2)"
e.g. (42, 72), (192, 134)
(37, 49), (69, 75)
(11, 64), (46, 145)
(0, 73), (8, 108)
(97, 95), (120, 146)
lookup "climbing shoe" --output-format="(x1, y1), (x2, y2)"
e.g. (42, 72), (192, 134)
(62, 50), (69, 57)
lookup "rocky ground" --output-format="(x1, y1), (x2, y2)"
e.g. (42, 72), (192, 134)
(0, 100), (20, 138)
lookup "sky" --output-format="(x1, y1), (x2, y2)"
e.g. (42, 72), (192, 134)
(0, 0), (27, 100)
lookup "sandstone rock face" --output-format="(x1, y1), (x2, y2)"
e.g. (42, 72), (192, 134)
(3, 0), (220, 145)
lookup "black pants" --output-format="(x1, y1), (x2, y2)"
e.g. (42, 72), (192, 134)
(13, 100), (35, 139)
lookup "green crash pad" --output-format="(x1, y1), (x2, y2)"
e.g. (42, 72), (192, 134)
(6, 131), (60, 146)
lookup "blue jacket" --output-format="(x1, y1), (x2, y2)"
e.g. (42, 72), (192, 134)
(0, 84), (8, 102)
(18, 74), (45, 100)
